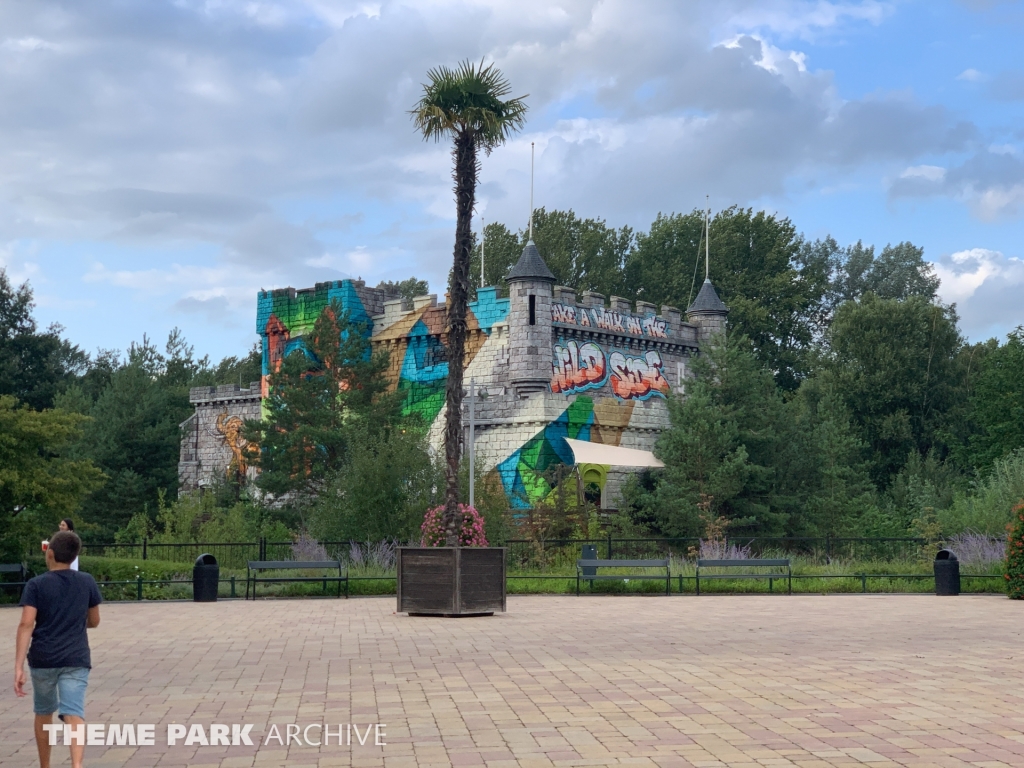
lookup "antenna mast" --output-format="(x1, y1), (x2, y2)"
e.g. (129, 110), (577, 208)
(481, 215), (485, 286)
(705, 195), (710, 280)
(529, 141), (535, 240)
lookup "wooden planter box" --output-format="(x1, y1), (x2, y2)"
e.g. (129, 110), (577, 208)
(397, 547), (506, 616)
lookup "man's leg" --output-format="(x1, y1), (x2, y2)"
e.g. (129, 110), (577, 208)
(62, 715), (85, 768)
(55, 668), (90, 768)
(29, 668), (59, 768)
(32, 714), (53, 768)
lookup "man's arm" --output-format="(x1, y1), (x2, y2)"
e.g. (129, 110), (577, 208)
(86, 605), (100, 628)
(14, 606), (36, 697)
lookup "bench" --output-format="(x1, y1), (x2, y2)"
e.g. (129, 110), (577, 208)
(695, 559), (791, 595)
(246, 560), (347, 600)
(0, 564), (27, 599)
(576, 558), (671, 596)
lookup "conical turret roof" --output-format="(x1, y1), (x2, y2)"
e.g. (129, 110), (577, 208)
(687, 278), (728, 314)
(506, 240), (555, 282)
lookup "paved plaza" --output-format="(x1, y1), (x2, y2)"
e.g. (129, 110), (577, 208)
(2, 595), (1023, 767)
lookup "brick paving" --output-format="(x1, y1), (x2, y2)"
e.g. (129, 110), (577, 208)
(2, 595), (1023, 767)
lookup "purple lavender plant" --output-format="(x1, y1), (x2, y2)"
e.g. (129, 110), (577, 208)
(946, 530), (1007, 567)
(698, 539), (752, 560)
(291, 532), (329, 562)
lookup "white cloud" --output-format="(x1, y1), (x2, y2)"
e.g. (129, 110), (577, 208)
(935, 247), (1024, 339)
(0, 0), (1004, 352)
(956, 68), (985, 82)
(900, 165), (946, 182)
(890, 150), (1024, 221)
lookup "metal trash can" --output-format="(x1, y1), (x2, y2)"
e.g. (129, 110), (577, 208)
(193, 554), (219, 602)
(581, 544), (598, 578)
(934, 549), (960, 596)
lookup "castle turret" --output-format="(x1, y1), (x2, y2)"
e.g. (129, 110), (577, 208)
(686, 278), (729, 343)
(505, 239), (556, 398)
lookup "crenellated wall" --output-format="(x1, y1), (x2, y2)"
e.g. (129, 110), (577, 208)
(180, 247), (726, 508)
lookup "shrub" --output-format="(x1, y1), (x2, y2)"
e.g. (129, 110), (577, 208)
(421, 504), (488, 547)
(1006, 502), (1024, 600)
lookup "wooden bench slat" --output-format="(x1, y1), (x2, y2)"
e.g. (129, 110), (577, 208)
(248, 561), (340, 570)
(697, 559), (790, 567)
(575, 559), (669, 568)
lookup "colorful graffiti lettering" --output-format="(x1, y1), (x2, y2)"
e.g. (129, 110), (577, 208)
(551, 302), (669, 339)
(642, 315), (668, 338)
(551, 340), (607, 394)
(609, 350), (669, 400)
(552, 341), (669, 401)
(551, 303), (578, 324)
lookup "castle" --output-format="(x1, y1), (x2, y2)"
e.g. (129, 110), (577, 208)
(178, 240), (728, 508)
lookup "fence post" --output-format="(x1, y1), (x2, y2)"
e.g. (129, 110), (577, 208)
(136, 575), (143, 601)
(826, 536), (831, 562)
(607, 532), (612, 560)
(142, 538), (148, 561)
(861, 573), (867, 593)
(230, 576), (236, 598)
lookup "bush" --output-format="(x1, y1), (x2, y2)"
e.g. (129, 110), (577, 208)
(1007, 502), (1024, 600)
(942, 449), (1024, 534)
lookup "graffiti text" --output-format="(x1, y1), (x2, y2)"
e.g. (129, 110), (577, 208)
(552, 343), (670, 400)
(551, 303), (668, 339)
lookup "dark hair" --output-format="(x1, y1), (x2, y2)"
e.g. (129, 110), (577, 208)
(61, 517), (75, 532)
(49, 531), (81, 565)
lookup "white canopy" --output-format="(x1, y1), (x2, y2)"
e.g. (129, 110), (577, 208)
(564, 438), (665, 468)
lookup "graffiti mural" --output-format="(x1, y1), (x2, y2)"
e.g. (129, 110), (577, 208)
(497, 397), (594, 508)
(551, 340), (607, 394)
(216, 411), (256, 476)
(551, 303), (667, 339)
(552, 341), (669, 401)
(608, 350), (670, 400)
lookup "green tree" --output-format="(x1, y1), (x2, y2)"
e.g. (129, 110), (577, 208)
(0, 395), (104, 559)
(635, 334), (794, 537)
(821, 295), (965, 486)
(0, 269), (87, 410)
(375, 277), (430, 303)
(796, 384), (877, 537)
(244, 300), (397, 513)
(411, 59), (527, 544)
(967, 327), (1024, 472)
(625, 208), (826, 390)
(469, 221), (520, 290)
(308, 428), (437, 542)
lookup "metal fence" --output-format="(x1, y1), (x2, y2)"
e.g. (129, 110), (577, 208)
(77, 535), (951, 571)
(500, 535), (939, 569)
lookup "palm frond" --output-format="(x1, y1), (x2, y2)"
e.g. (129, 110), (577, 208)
(410, 58), (528, 146)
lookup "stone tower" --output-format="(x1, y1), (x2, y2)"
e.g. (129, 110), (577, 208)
(505, 239), (556, 398)
(686, 278), (729, 344)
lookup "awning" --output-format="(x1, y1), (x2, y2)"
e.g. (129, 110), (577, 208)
(563, 438), (665, 468)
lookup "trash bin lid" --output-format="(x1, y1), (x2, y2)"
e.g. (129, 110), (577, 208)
(935, 549), (957, 561)
(195, 553), (217, 566)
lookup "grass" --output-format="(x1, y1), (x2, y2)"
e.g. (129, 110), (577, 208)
(2, 552), (1004, 602)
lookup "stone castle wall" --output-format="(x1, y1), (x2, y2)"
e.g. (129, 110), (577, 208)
(178, 383), (262, 493)
(180, 252), (726, 508)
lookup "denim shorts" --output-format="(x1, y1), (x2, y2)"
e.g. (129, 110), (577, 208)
(30, 667), (90, 719)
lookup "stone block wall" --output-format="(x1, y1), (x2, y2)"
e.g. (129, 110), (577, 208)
(178, 383), (262, 493)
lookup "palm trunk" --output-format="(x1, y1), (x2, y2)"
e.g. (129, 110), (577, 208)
(442, 130), (477, 546)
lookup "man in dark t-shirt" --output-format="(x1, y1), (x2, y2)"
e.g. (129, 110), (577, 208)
(15, 531), (102, 768)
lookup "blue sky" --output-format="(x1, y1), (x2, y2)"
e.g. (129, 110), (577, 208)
(1, 0), (1022, 363)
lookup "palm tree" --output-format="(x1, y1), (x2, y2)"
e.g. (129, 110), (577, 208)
(411, 60), (527, 545)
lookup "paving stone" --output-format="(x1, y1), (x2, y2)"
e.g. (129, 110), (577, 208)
(2, 595), (1022, 767)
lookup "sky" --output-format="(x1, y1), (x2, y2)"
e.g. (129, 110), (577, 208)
(1, 0), (1022, 363)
